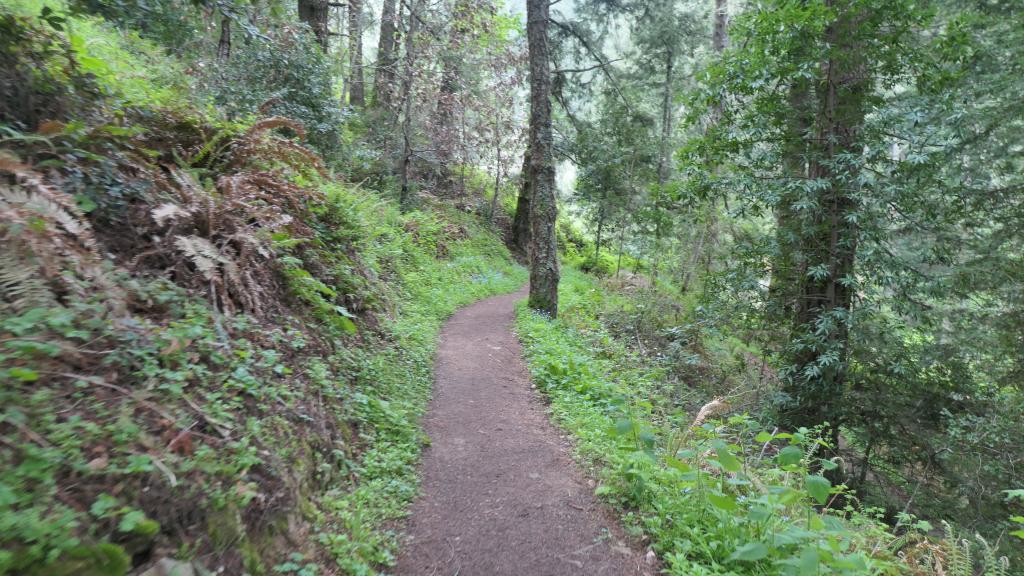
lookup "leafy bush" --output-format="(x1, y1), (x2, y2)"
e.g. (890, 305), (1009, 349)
(0, 7), (100, 129)
(580, 251), (616, 277)
(516, 267), (1013, 575)
(200, 26), (346, 160)
(66, 0), (199, 53)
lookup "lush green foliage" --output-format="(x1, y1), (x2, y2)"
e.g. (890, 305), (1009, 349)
(199, 26), (348, 159)
(517, 267), (1012, 575)
(0, 3), (526, 574)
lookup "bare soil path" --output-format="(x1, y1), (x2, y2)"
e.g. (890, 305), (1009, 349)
(394, 287), (648, 576)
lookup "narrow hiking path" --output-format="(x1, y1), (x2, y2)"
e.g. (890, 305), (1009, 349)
(395, 287), (649, 576)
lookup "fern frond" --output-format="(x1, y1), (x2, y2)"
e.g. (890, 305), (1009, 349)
(0, 244), (54, 314)
(247, 116), (306, 140)
(174, 235), (225, 282)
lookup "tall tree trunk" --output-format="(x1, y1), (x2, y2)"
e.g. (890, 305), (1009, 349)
(297, 0), (329, 51)
(769, 80), (811, 321)
(432, 0), (472, 192)
(511, 150), (531, 254)
(217, 13), (231, 60)
(373, 0), (399, 109)
(526, 0), (559, 317)
(615, 220), (626, 278)
(397, 0), (420, 210)
(713, 0), (729, 54)
(782, 0), (868, 438)
(347, 0), (365, 106)
(488, 110), (502, 222)
(651, 47), (675, 281)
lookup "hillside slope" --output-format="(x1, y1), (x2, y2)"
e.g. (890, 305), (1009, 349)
(0, 6), (525, 574)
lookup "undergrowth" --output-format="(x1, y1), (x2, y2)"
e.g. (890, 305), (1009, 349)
(0, 3), (526, 574)
(515, 267), (1012, 576)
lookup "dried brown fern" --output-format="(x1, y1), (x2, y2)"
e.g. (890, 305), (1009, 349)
(0, 157), (125, 314)
(226, 118), (325, 176)
(247, 116), (306, 140)
(134, 167), (318, 315)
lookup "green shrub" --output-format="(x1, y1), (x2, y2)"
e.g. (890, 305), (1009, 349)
(199, 26), (345, 159)
(580, 251), (616, 277)
(514, 267), (1010, 575)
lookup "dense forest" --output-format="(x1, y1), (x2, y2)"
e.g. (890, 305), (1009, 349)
(0, 0), (1021, 574)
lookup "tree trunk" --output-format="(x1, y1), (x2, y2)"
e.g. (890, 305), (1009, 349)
(651, 47), (675, 281)
(781, 0), (868, 437)
(397, 0), (420, 210)
(297, 0), (329, 51)
(510, 150), (531, 254)
(526, 0), (559, 317)
(347, 0), (365, 106)
(615, 220), (625, 278)
(217, 14), (231, 60)
(432, 1), (472, 192)
(373, 0), (399, 109)
(769, 80), (811, 321)
(488, 111), (502, 222)
(713, 0), (729, 54)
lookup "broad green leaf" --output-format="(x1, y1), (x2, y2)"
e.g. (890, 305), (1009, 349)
(664, 455), (692, 473)
(777, 445), (803, 467)
(613, 418), (633, 436)
(8, 368), (38, 382)
(805, 475), (831, 504)
(747, 506), (771, 522)
(706, 490), (738, 511)
(713, 440), (742, 472)
(728, 542), (769, 562)
(798, 546), (820, 576)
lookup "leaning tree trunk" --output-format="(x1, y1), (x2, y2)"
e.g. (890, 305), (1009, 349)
(510, 150), (531, 254)
(373, 0), (399, 110)
(526, 0), (559, 317)
(347, 0), (366, 106)
(297, 0), (329, 51)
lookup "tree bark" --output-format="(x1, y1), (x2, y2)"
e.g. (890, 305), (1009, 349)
(526, 0), (559, 317)
(651, 47), (675, 280)
(432, 0), (472, 192)
(217, 14), (231, 60)
(297, 0), (329, 51)
(347, 0), (365, 106)
(511, 150), (531, 254)
(373, 0), (399, 109)
(397, 0), (420, 210)
(782, 0), (868, 437)
(594, 188), (606, 259)
(769, 80), (811, 320)
(488, 110), (502, 222)
(713, 0), (729, 54)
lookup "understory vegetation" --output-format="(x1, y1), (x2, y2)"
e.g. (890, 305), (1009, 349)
(2, 0), (1022, 573)
(518, 266), (1015, 576)
(0, 1), (524, 573)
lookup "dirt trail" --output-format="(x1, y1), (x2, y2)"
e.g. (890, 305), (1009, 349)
(394, 287), (648, 576)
